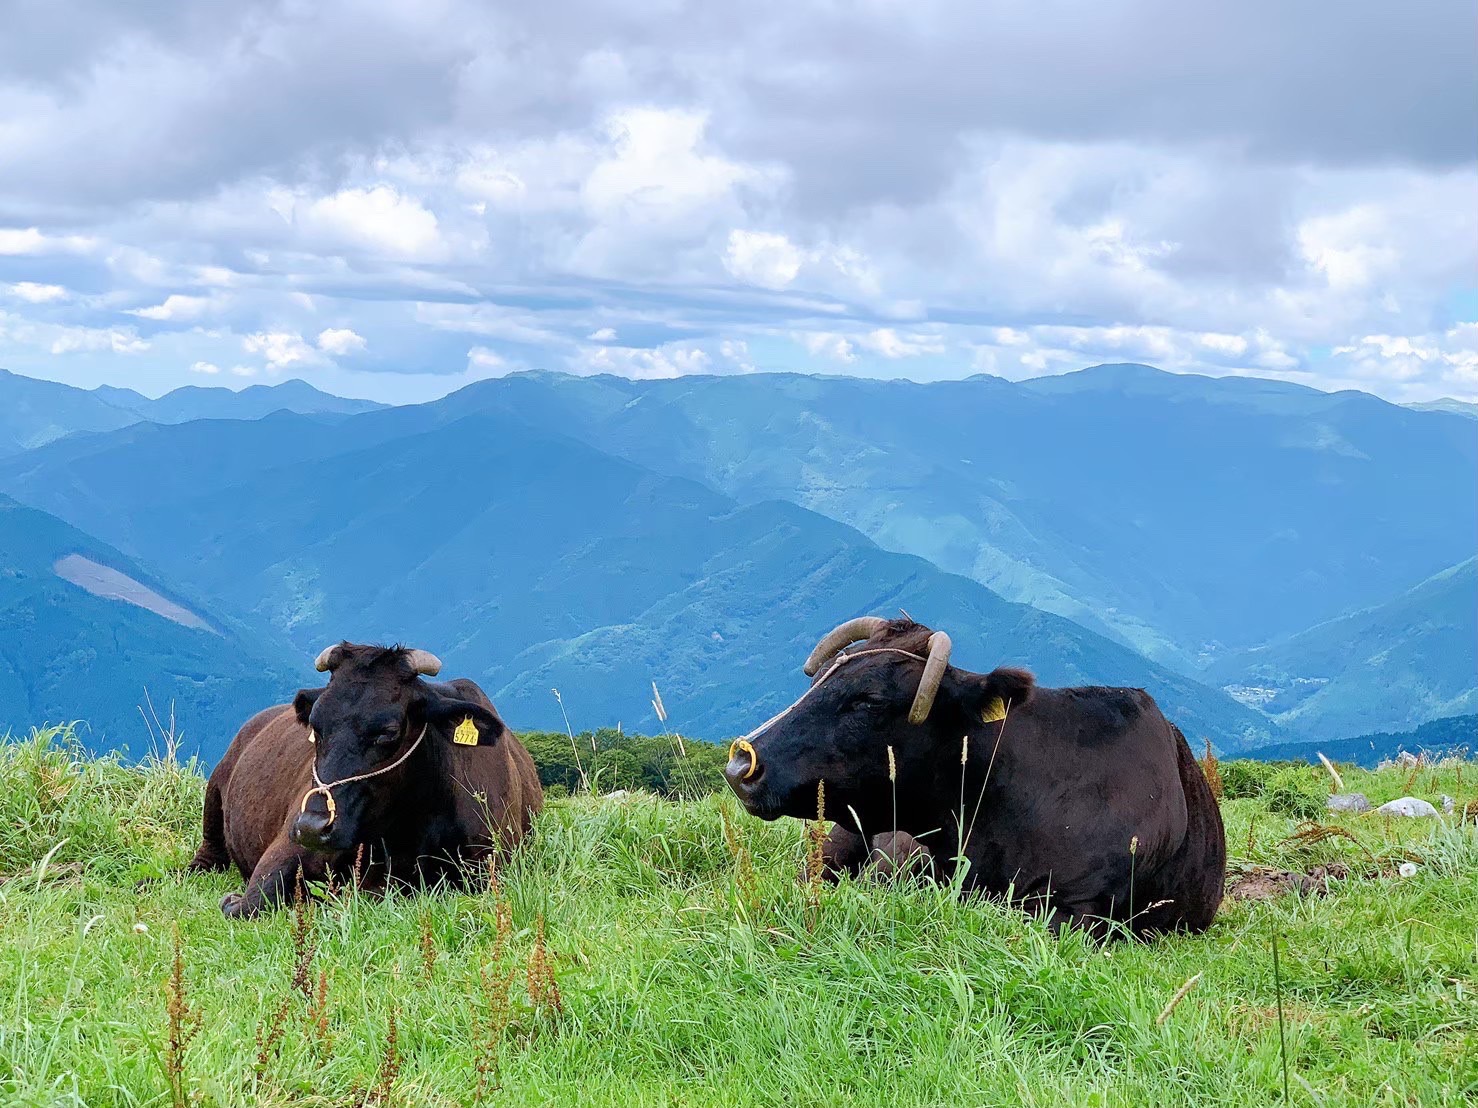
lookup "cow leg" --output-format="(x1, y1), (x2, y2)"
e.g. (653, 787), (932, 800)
(817, 825), (868, 881)
(186, 775), (232, 873)
(222, 839), (324, 919)
(865, 831), (934, 880)
(1044, 900), (1114, 941)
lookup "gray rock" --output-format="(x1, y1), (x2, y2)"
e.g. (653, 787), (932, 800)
(1326, 792), (1371, 813)
(1376, 796), (1439, 818)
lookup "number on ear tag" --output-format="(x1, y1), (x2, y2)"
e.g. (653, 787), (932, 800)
(981, 697), (1007, 724)
(452, 717), (480, 746)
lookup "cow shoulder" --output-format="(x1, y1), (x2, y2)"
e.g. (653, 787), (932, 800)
(1044, 685), (1162, 746)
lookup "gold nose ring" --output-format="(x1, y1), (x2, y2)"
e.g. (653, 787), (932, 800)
(299, 785), (337, 826)
(727, 738), (758, 780)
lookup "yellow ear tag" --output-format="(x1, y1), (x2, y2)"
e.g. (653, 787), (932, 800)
(981, 697), (1007, 724)
(452, 717), (480, 746)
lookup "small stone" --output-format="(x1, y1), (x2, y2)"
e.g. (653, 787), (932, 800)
(1441, 795), (1455, 814)
(1376, 796), (1439, 818)
(1326, 792), (1371, 813)
(1398, 862), (1419, 878)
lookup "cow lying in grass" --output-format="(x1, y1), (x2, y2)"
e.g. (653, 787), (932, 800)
(189, 642), (542, 917)
(725, 617), (1226, 937)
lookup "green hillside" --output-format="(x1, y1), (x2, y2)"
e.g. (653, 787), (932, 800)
(1, 729), (1474, 1106)
(0, 410), (1275, 749)
(0, 495), (297, 761)
(416, 366), (1476, 672)
(1251, 713), (1476, 768)
(0, 367), (141, 456)
(1207, 559), (1478, 738)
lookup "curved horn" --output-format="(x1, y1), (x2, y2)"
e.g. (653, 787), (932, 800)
(803, 616), (887, 677)
(907, 631), (952, 724)
(403, 649), (442, 677)
(314, 644), (343, 673)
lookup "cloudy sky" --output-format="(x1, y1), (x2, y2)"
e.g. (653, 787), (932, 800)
(1, 0), (1473, 404)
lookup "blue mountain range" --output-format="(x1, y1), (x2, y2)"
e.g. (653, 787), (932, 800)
(0, 363), (1471, 760)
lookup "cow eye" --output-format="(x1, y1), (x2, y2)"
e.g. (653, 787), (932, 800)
(373, 729), (400, 745)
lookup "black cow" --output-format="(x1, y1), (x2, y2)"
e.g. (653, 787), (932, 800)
(189, 642), (543, 917)
(725, 617), (1226, 936)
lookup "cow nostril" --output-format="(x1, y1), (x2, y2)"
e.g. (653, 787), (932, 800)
(725, 757), (765, 790)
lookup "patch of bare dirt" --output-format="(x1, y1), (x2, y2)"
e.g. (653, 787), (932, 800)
(1226, 862), (1351, 901)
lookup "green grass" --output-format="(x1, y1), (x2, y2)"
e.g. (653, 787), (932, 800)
(1, 727), (1475, 1107)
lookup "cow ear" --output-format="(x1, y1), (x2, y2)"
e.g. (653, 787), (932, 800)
(422, 690), (507, 747)
(293, 687), (324, 725)
(954, 666), (1035, 724)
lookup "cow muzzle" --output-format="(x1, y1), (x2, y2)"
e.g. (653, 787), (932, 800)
(724, 738), (773, 812)
(290, 804), (340, 852)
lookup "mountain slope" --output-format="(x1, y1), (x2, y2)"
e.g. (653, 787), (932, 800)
(0, 368), (141, 457)
(100, 378), (384, 423)
(1206, 559), (1478, 737)
(1249, 714), (1476, 768)
(0, 409), (1276, 750)
(0, 368), (381, 459)
(1407, 398), (1478, 420)
(422, 366), (1476, 674)
(0, 495), (297, 761)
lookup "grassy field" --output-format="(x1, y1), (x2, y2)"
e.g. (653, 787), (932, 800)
(1, 727), (1474, 1107)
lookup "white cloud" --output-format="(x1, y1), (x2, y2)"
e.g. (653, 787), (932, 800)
(857, 328), (946, 358)
(299, 186), (445, 260)
(5, 282), (69, 303)
(127, 294), (215, 321)
(0, 5), (1470, 402)
(0, 227), (94, 255)
(467, 345), (508, 372)
(800, 331), (857, 363)
(190, 360), (221, 375)
(48, 325), (149, 355)
(576, 341), (711, 379)
(724, 230), (803, 289)
(317, 327), (367, 356)
(242, 330), (324, 372)
(1330, 324), (1478, 396)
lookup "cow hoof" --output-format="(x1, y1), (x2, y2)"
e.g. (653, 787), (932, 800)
(867, 831), (932, 880)
(220, 892), (250, 918)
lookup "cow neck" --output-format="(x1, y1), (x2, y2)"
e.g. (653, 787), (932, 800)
(925, 716), (1016, 864)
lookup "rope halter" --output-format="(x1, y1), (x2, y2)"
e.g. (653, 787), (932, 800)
(298, 722), (429, 829)
(729, 647), (932, 770)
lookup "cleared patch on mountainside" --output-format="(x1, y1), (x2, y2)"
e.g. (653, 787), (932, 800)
(53, 554), (216, 633)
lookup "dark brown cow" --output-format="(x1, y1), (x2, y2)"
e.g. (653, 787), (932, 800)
(725, 617), (1226, 937)
(189, 642), (542, 917)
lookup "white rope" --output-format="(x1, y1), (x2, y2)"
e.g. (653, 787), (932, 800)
(299, 722), (430, 825)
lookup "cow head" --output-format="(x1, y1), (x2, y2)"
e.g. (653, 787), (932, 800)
(288, 642), (506, 853)
(725, 617), (1033, 832)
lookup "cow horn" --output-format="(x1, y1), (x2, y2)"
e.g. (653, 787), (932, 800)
(803, 616), (887, 677)
(314, 644), (343, 673)
(908, 631), (952, 724)
(404, 649), (442, 676)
